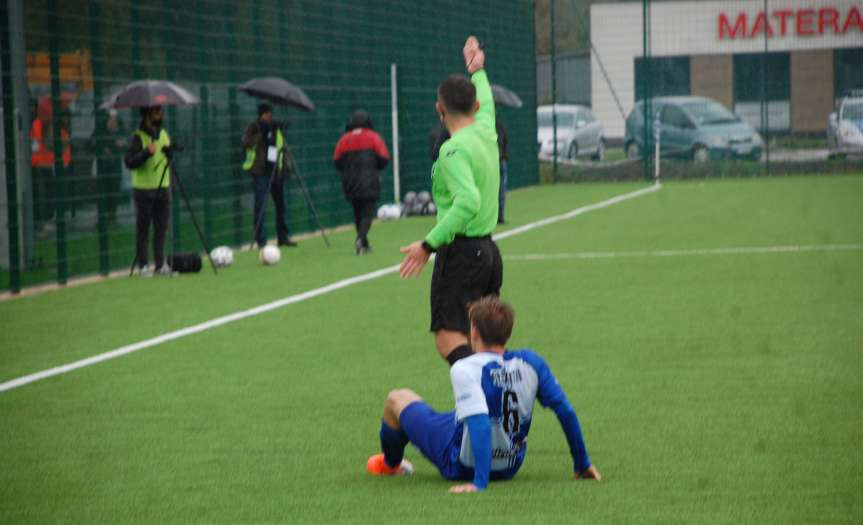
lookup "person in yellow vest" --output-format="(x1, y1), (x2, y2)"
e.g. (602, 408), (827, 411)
(124, 106), (173, 277)
(241, 103), (296, 248)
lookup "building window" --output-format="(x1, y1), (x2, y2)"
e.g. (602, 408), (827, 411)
(834, 48), (863, 99)
(634, 56), (690, 101)
(733, 52), (790, 132)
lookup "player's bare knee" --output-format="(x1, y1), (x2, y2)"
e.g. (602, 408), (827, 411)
(386, 389), (421, 416)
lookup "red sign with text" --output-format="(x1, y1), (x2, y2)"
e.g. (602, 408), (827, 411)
(719, 5), (863, 39)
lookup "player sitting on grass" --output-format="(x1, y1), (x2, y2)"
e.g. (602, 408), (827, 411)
(366, 296), (601, 493)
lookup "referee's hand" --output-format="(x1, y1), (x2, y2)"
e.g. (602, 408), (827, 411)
(463, 35), (485, 74)
(399, 240), (430, 278)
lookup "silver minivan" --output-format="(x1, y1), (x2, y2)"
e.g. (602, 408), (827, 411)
(827, 91), (863, 158)
(537, 104), (605, 161)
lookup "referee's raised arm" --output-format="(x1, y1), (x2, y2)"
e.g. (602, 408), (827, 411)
(464, 36), (495, 132)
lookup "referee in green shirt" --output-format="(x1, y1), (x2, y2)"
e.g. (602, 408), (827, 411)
(400, 36), (503, 366)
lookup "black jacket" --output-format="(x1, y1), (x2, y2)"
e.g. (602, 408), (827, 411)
(242, 120), (292, 178)
(333, 111), (391, 201)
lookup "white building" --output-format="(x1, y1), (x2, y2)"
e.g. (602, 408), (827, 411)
(591, 0), (863, 139)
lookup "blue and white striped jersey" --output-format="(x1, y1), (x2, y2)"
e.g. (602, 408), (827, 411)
(449, 349), (572, 477)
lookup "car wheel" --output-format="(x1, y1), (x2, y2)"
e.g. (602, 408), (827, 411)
(626, 142), (641, 160)
(568, 142), (578, 160)
(693, 145), (709, 163)
(592, 139), (606, 161)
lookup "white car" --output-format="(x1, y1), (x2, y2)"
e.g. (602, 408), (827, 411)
(537, 104), (605, 161)
(828, 91), (863, 158)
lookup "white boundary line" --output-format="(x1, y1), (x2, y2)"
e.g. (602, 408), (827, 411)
(504, 244), (863, 261)
(0, 183), (661, 393)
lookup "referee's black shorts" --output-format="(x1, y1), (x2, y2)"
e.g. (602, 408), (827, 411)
(430, 235), (503, 334)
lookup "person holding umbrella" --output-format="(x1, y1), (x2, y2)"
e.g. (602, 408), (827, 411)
(241, 103), (296, 249)
(124, 105), (174, 277)
(103, 79), (217, 276)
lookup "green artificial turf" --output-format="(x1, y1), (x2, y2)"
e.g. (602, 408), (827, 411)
(2, 175), (862, 523)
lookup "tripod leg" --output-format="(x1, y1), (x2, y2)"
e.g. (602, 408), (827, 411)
(172, 167), (218, 275)
(293, 169), (330, 247)
(128, 161), (171, 277)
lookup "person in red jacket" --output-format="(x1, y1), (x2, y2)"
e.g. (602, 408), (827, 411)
(30, 97), (72, 230)
(333, 110), (391, 255)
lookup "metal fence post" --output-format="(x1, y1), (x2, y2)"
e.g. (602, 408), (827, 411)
(159, 0), (181, 254)
(200, 85), (212, 247)
(49, 1), (67, 285)
(1, 0), (21, 292)
(229, 87), (243, 247)
(642, 0), (653, 181)
(89, 2), (109, 276)
(762, 0), (770, 175)
(550, 0), (558, 182)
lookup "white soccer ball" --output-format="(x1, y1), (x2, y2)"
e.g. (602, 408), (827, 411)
(417, 191), (431, 204)
(259, 245), (281, 265)
(386, 203), (403, 219)
(376, 203), (402, 220)
(426, 202), (436, 215)
(210, 246), (234, 267)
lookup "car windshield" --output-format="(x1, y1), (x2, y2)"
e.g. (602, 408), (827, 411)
(682, 100), (740, 126)
(842, 101), (863, 120)
(538, 111), (575, 128)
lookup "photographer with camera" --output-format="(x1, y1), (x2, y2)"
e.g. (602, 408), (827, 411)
(124, 105), (176, 277)
(242, 103), (296, 249)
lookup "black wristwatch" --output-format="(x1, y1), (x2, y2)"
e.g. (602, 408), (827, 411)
(421, 240), (436, 254)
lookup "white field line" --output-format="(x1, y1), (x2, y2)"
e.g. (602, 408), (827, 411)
(0, 183), (661, 393)
(504, 244), (863, 261)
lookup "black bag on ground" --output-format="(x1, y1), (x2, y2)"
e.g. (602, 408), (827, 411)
(167, 252), (202, 273)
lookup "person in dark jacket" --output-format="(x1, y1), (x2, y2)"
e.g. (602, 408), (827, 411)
(124, 106), (172, 277)
(90, 109), (127, 224)
(241, 103), (296, 248)
(496, 118), (509, 224)
(333, 110), (391, 255)
(429, 120), (448, 162)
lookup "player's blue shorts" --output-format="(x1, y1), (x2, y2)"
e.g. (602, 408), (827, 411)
(399, 401), (471, 481)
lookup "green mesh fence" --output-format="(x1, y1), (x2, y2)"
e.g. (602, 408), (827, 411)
(1, 0), (537, 292)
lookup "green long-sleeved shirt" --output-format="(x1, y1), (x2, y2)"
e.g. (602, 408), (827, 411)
(425, 70), (499, 249)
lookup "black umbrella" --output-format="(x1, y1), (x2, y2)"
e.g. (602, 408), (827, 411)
(99, 80), (199, 110)
(491, 84), (523, 109)
(238, 77), (315, 112)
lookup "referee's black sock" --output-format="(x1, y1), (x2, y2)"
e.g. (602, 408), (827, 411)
(446, 344), (473, 367)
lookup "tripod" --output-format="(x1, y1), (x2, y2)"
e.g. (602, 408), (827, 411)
(128, 150), (218, 276)
(249, 137), (330, 250)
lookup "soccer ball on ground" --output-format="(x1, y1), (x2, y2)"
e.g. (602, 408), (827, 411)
(259, 245), (281, 265)
(210, 246), (234, 267)
(377, 203), (403, 220)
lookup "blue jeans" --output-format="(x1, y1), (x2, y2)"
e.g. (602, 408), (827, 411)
(252, 173), (289, 247)
(498, 161), (508, 223)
